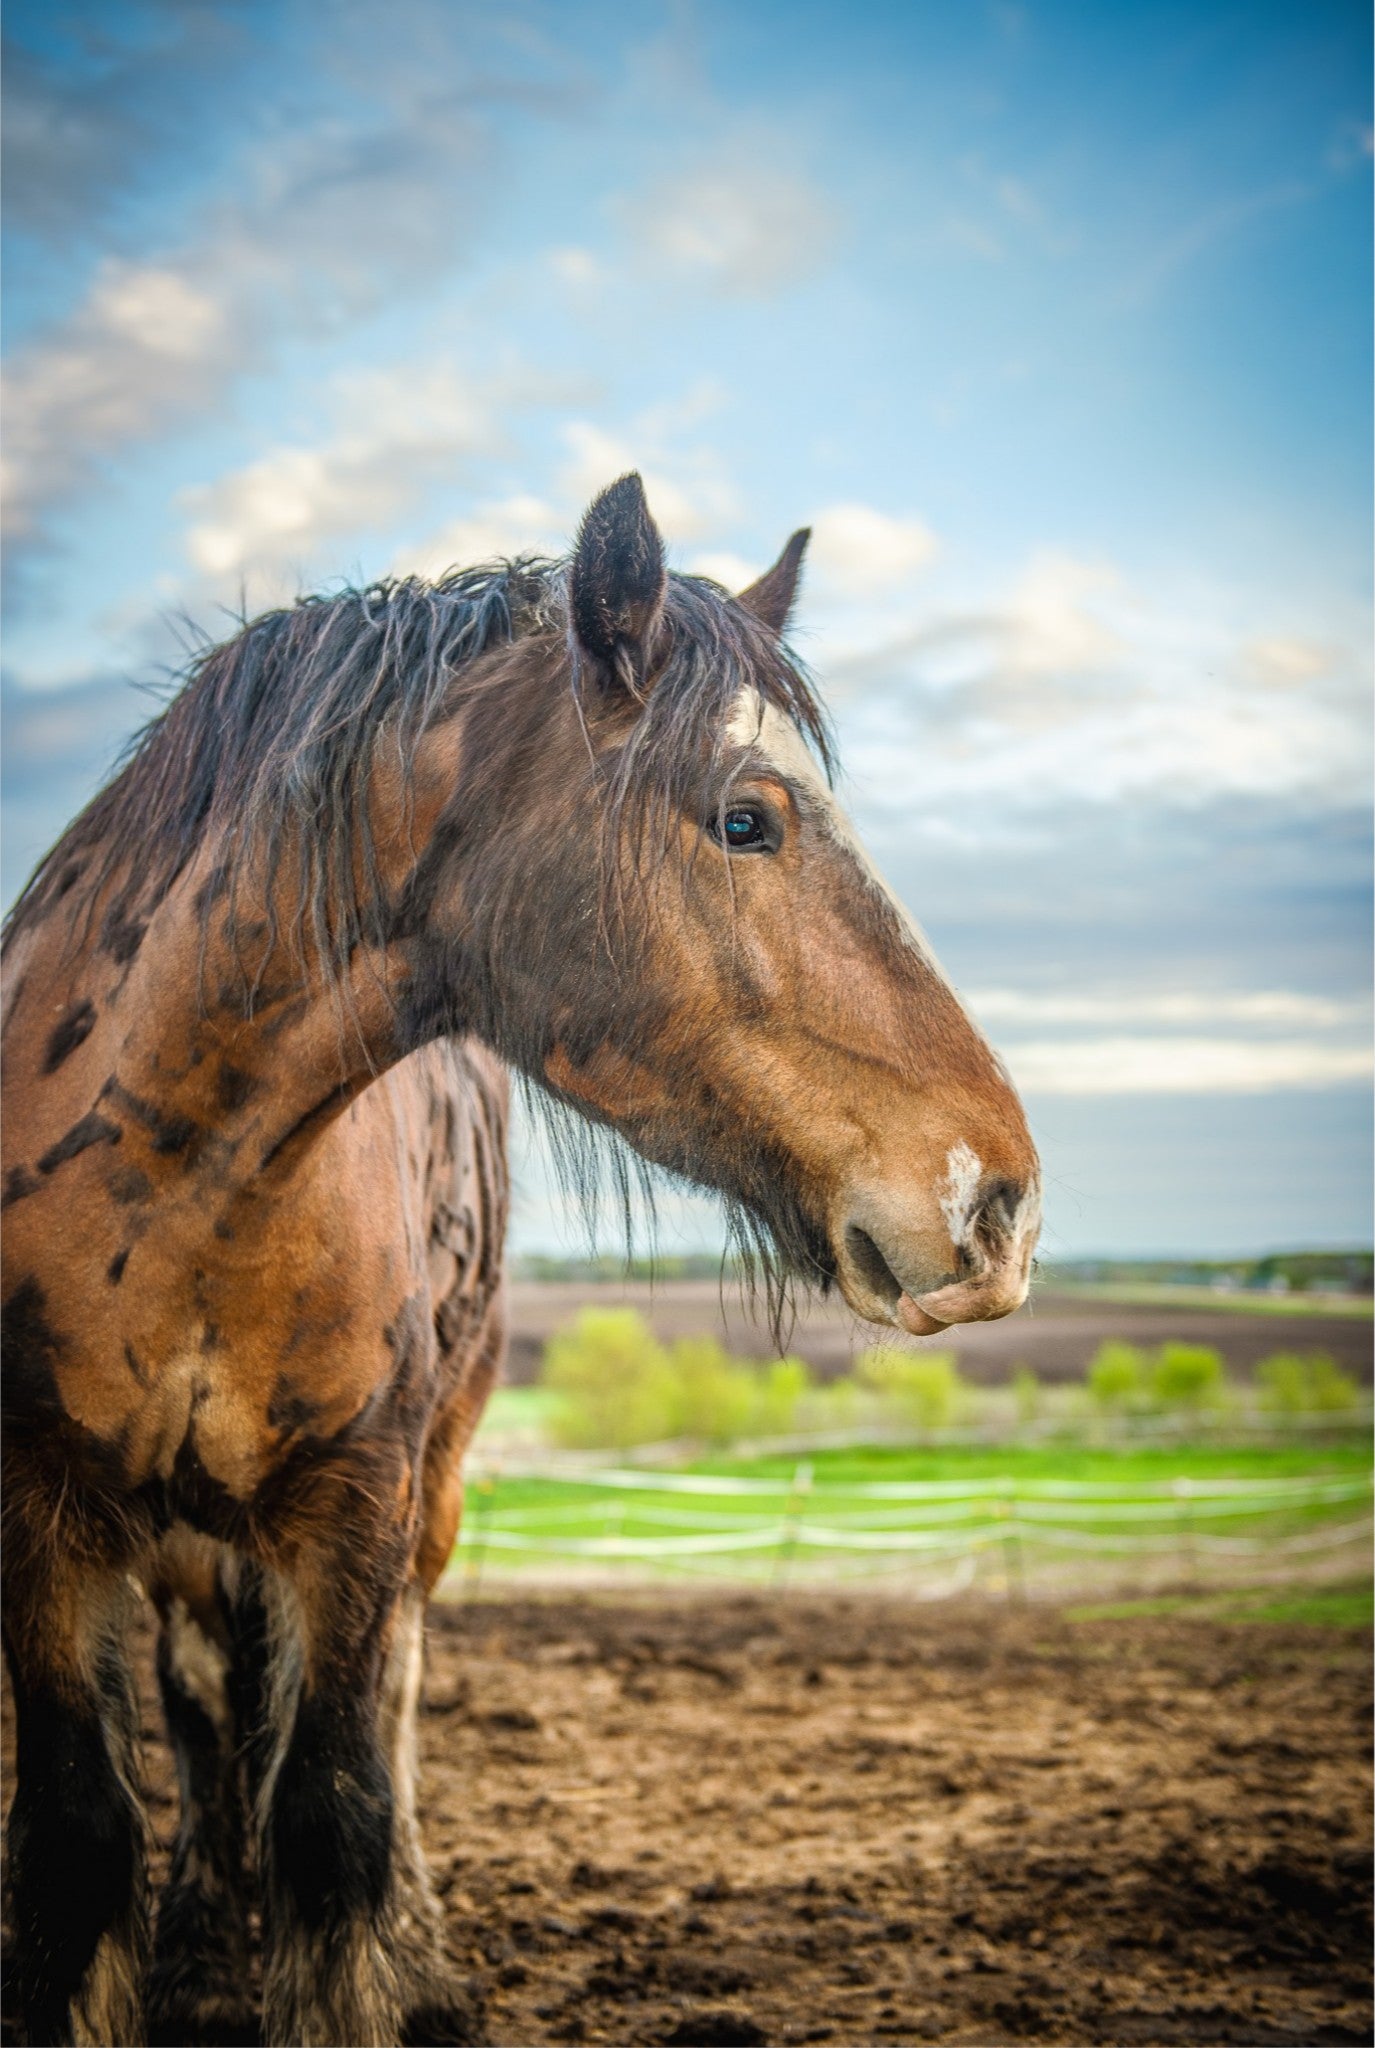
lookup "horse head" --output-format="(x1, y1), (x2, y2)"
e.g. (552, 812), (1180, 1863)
(399, 475), (1040, 1336)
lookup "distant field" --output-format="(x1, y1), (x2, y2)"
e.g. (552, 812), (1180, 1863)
(504, 1278), (1375, 1388)
(1050, 1280), (1373, 1318)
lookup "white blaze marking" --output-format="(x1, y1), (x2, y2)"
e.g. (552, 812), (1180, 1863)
(937, 1140), (985, 1249)
(726, 687), (950, 976)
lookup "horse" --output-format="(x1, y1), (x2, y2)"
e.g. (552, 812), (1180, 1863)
(0, 473), (1040, 2046)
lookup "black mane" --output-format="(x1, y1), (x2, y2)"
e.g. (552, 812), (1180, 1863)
(5, 558), (832, 975)
(5, 554), (839, 1331)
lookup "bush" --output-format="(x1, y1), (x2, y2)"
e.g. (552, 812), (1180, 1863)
(666, 1335), (755, 1444)
(857, 1348), (964, 1431)
(1308, 1354), (1360, 1412)
(1150, 1342), (1226, 1412)
(1087, 1340), (1145, 1412)
(1011, 1364), (1042, 1427)
(1256, 1352), (1308, 1414)
(754, 1355), (812, 1435)
(802, 1373), (861, 1433)
(1258, 1350), (1359, 1415)
(540, 1315), (817, 1450)
(541, 1307), (676, 1448)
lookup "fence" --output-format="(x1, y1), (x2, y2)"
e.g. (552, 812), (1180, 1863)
(449, 1464), (1374, 1598)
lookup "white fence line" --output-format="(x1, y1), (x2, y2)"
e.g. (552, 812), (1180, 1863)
(479, 1483), (1371, 1528)
(451, 1460), (1372, 1585)
(456, 1506), (1372, 1565)
(470, 1464), (1371, 1502)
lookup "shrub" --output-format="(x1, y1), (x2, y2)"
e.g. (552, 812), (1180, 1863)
(1259, 1350), (1359, 1414)
(541, 1307), (676, 1448)
(1087, 1341), (1145, 1412)
(1307, 1354), (1360, 1412)
(1262, 1351), (1360, 1417)
(666, 1335), (756, 1444)
(857, 1347), (964, 1431)
(802, 1373), (861, 1433)
(754, 1355), (811, 1436)
(1011, 1364), (1042, 1427)
(1256, 1352), (1308, 1414)
(1150, 1342), (1226, 1412)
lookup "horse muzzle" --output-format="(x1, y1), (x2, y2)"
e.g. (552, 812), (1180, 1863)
(834, 1172), (1041, 1335)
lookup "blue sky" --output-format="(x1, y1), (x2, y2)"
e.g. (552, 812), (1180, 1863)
(3, 0), (1371, 1258)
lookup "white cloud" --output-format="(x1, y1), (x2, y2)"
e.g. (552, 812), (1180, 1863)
(968, 989), (1363, 1031)
(1004, 551), (1121, 674)
(548, 245), (603, 287)
(687, 550), (763, 591)
(1005, 1036), (1373, 1095)
(391, 494), (563, 581)
(808, 504), (939, 598)
(557, 420), (738, 541)
(1244, 636), (1333, 689)
(620, 147), (836, 296)
(179, 363), (516, 591)
(3, 261), (237, 540)
(971, 985), (1373, 1097)
(828, 550), (1372, 814)
(2, 3), (579, 548)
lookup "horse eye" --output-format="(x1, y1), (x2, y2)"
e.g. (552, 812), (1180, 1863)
(716, 807), (768, 850)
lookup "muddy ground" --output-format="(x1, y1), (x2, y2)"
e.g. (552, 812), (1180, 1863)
(504, 1282), (1374, 1389)
(5, 1592), (1371, 2046)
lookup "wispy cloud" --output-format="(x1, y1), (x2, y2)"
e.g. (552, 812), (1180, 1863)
(1006, 1036), (1372, 1095)
(808, 505), (939, 598)
(1, 2), (259, 237)
(179, 361), (563, 599)
(969, 988), (1366, 1031)
(824, 552), (1371, 815)
(2, 1), (581, 552)
(618, 141), (837, 296)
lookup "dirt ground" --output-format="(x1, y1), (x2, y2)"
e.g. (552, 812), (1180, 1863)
(504, 1282), (1374, 1389)
(5, 1592), (1371, 2047)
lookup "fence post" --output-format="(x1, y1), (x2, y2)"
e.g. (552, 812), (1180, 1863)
(466, 1468), (497, 1597)
(999, 1487), (1025, 1604)
(773, 1459), (813, 1590)
(1173, 1475), (1195, 1587)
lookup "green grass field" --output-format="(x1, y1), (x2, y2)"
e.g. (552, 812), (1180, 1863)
(1065, 1579), (1374, 1628)
(453, 1434), (1373, 1587)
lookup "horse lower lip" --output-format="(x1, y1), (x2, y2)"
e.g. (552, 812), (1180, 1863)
(897, 1293), (948, 1337)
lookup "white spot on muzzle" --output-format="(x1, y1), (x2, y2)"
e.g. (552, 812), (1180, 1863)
(937, 1140), (984, 1251)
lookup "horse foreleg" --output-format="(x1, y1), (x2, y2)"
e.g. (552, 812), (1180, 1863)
(3, 1547), (148, 2047)
(379, 1580), (483, 2044)
(146, 1540), (259, 2045)
(255, 1556), (410, 2047)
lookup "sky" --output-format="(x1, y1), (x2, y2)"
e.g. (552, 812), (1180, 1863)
(3, 0), (1371, 1260)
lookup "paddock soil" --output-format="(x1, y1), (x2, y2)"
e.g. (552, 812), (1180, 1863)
(5, 1593), (1371, 2046)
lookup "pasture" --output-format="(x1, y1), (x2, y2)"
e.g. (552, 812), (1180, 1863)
(500, 1279), (1375, 1390)
(450, 1440), (1373, 1599)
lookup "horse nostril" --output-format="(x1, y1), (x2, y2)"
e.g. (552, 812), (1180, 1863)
(845, 1224), (904, 1310)
(974, 1178), (1023, 1241)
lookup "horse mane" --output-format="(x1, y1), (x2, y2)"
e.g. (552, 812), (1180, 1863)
(4, 554), (834, 1330)
(5, 557), (832, 971)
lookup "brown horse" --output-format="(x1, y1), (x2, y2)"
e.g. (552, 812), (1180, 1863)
(0, 475), (1039, 2046)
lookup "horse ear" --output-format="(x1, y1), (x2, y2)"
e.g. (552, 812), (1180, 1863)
(569, 472), (667, 695)
(736, 528), (810, 635)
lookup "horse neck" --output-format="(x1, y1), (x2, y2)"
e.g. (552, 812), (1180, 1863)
(80, 844), (410, 1202)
